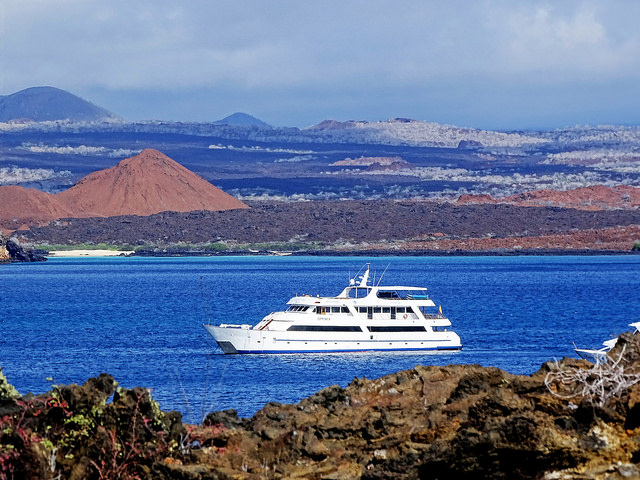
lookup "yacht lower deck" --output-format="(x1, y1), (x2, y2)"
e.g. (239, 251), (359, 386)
(204, 324), (461, 354)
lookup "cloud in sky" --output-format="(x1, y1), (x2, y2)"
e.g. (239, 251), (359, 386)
(1, 0), (640, 128)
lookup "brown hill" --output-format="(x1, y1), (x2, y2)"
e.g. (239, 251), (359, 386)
(0, 149), (248, 229)
(56, 149), (248, 217)
(0, 185), (73, 224)
(457, 185), (640, 210)
(503, 185), (640, 210)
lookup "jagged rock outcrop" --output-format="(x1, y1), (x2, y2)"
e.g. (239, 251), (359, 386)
(0, 233), (9, 263)
(4, 332), (640, 478)
(0, 367), (19, 402)
(3, 237), (46, 262)
(0, 232), (45, 262)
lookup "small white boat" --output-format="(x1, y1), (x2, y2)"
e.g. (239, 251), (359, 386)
(573, 322), (640, 362)
(574, 338), (618, 362)
(203, 264), (462, 354)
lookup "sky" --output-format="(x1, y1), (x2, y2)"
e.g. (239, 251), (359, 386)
(1, 0), (640, 130)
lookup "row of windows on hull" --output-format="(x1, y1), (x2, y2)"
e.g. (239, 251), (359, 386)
(286, 325), (427, 332)
(288, 306), (417, 315)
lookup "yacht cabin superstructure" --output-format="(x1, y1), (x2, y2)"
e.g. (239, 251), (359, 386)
(204, 264), (462, 354)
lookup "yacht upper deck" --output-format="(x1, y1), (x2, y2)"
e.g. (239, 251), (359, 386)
(286, 264), (436, 307)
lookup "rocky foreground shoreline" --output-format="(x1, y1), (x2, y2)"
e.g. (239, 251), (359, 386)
(4, 333), (640, 479)
(0, 233), (46, 263)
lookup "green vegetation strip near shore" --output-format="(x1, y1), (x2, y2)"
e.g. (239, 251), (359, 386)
(34, 241), (329, 253)
(163, 241), (328, 252)
(31, 240), (640, 257)
(232, 241), (326, 251)
(34, 243), (138, 252)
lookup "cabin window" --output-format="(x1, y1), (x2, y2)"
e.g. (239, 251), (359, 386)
(358, 307), (367, 314)
(287, 305), (308, 312)
(287, 325), (362, 332)
(341, 306), (350, 314)
(377, 290), (400, 299)
(382, 307), (391, 314)
(367, 307), (373, 319)
(367, 326), (427, 332)
(315, 306), (327, 315)
(331, 307), (341, 313)
(391, 307), (396, 319)
(348, 287), (371, 298)
(397, 307), (406, 313)
(373, 307), (382, 313)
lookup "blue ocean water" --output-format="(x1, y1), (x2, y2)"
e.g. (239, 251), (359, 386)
(1, 255), (639, 424)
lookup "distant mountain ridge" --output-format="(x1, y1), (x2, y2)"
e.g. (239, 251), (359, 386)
(0, 149), (248, 229)
(306, 117), (548, 148)
(0, 86), (119, 123)
(214, 112), (270, 127)
(4, 86), (640, 154)
(0, 86), (546, 147)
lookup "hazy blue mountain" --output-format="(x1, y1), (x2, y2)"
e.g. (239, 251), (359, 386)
(214, 112), (270, 127)
(0, 86), (119, 123)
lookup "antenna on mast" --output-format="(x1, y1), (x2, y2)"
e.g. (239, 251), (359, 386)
(376, 264), (390, 286)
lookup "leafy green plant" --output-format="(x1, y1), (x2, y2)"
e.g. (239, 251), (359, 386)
(0, 375), (186, 479)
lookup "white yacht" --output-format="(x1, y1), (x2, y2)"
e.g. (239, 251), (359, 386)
(203, 264), (462, 354)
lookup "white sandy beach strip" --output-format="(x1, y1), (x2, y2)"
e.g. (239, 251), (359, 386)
(47, 250), (134, 257)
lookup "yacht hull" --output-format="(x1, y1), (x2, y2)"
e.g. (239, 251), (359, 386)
(204, 324), (462, 354)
